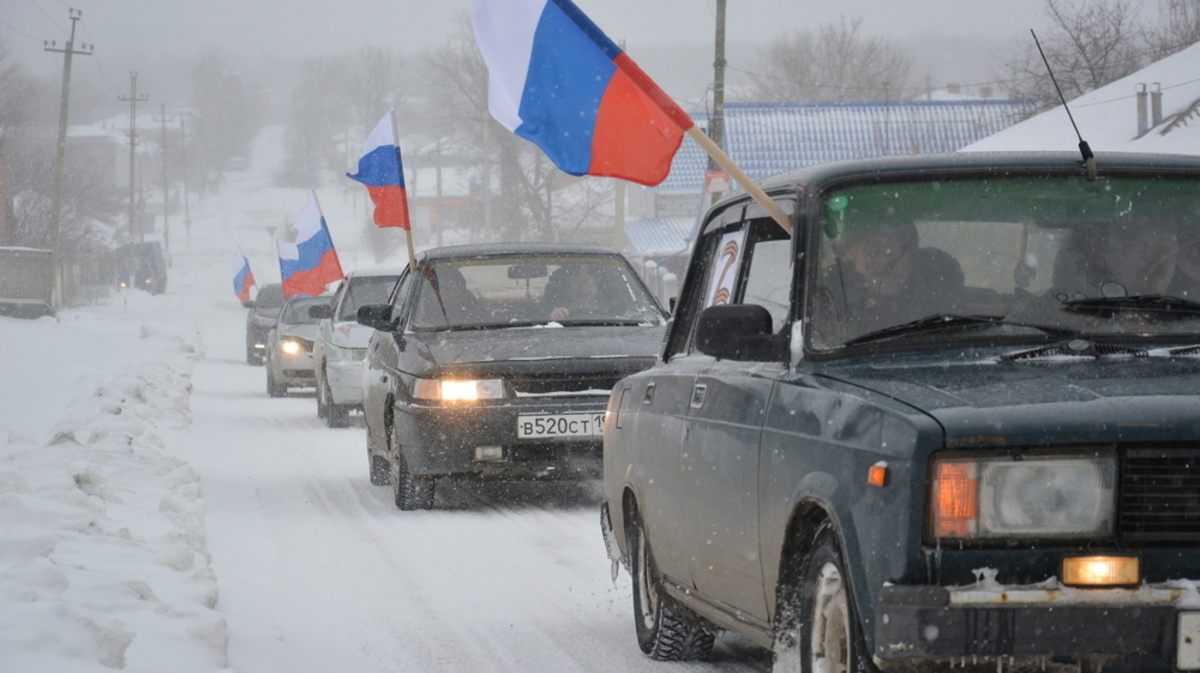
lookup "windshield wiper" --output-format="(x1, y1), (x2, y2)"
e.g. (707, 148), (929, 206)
(1061, 294), (1200, 316)
(843, 314), (1076, 347)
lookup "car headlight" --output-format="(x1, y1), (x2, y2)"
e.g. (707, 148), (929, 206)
(279, 338), (303, 356)
(412, 378), (505, 403)
(930, 452), (1115, 540)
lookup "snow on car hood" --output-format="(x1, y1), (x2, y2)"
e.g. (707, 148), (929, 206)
(402, 323), (664, 373)
(822, 353), (1200, 447)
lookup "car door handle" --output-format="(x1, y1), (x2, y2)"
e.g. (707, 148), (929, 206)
(690, 384), (707, 409)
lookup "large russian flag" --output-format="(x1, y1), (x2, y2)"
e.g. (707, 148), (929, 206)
(472, 0), (694, 187)
(346, 109), (411, 230)
(230, 246), (256, 304)
(279, 191), (344, 299)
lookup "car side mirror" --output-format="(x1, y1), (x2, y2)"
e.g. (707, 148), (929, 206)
(308, 303), (332, 320)
(695, 304), (783, 361)
(242, 300), (256, 309)
(357, 304), (394, 332)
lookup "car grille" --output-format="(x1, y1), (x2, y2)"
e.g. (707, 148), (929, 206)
(1118, 447), (1200, 543)
(509, 373), (623, 396)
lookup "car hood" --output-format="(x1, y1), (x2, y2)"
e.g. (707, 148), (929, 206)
(821, 352), (1200, 447)
(401, 324), (664, 376)
(277, 323), (321, 340)
(330, 320), (375, 348)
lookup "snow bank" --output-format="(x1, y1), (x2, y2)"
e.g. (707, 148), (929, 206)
(0, 293), (228, 673)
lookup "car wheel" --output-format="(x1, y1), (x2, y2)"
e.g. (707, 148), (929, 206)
(628, 507), (714, 661)
(369, 454), (392, 486)
(772, 522), (876, 673)
(388, 422), (433, 510)
(246, 345), (260, 366)
(316, 372), (328, 418)
(266, 364), (286, 398)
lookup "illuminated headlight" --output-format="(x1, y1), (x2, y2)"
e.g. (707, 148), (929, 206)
(930, 454), (1115, 540)
(413, 378), (505, 403)
(279, 339), (303, 356)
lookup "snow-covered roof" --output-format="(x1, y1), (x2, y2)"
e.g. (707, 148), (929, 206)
(963, 42), (1200, 154)
(659, 100), (1036, 191)
(624, 217), (695, 256)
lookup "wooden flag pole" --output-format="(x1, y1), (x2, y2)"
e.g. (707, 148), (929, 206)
(685, 126), (791, 235)
(404, 227), (417, 274)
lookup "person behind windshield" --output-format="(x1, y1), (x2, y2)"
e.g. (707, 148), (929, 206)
(415, 266), (482, 327)
(546, 265), (601, 321)
(1103, 221), (1180, 296)
(827, 221), (964, 335)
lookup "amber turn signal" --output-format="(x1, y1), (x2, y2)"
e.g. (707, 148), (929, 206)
(868, 463), (888, 487)
(1061, 555), (1140, 587)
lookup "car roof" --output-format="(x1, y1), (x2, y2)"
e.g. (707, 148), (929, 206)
(419, 242), (625, 263)
(344, 267), (406, 278)
(722, 151), (1200, 205)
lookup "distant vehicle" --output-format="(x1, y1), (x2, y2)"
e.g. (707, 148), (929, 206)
(311, 267), (403, 428)
(602, 152), (1200, 673)
(243, 283), (284, 365)
(357, 243), (667, 510)
(265, 294), (331, 398)
(0, 247), (55, 319)
(115, 241), (167, 294)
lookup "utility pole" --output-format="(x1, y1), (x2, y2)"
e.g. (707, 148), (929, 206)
(44, 8), (93, 308)
(708, 0), (727, 207)
(119, 72), (149, 243)
(154, 103), (174, 255)
(179, 113), (192, 244)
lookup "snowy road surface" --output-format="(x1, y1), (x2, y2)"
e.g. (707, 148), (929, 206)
(0, 126), (770, 672)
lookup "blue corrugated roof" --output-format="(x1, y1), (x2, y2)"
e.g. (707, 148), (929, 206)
(625, 217), (696, 256)
(659, 100), (1036, 191)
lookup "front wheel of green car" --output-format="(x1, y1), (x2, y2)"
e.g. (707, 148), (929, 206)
(628, 508), (714, 661)
(388, 423), (433, 510)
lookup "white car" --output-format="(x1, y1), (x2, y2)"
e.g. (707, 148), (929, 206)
(265, 295), (330, 398)
(311, 268), (403, 427)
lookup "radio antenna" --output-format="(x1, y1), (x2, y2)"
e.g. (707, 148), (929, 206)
(1031, 29), (1097, 180)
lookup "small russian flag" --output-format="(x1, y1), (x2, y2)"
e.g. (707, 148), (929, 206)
(231, 246), (256, 304)
(279, 191), (344, 299)
(346, 109), (411, 230)
(472, 0), (694, 187)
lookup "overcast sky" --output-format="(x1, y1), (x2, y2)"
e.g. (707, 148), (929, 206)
(2, 0), (1150, 107)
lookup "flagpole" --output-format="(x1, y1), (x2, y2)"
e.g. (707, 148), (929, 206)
(388, 110), (419, 274)
(685, 126), (791, 235)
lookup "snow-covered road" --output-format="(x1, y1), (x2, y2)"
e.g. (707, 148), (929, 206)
(0, 126), (770, 672)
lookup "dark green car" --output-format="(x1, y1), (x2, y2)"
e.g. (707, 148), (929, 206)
(601, 152), (1200, 673)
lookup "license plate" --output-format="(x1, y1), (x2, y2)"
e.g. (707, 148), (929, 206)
(1180, 613), (1200, 670)
(517, 413), (605, 439)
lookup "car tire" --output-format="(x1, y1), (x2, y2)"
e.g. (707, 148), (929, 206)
(772, 521), (876, 673)
(266, 365), (286, 398)
(316, 372), (328, 418)
(388, 422), (433, 510)
(369, 454), (392, 486)
(628, 507), (714, 661)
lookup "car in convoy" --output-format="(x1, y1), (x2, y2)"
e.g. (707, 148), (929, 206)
(265, 294), (331, 397)
(244, 283), (284, 365)
(356, 243), (667, 510)
(311, 267), (404, 427)
(601, 152), (1200, 673)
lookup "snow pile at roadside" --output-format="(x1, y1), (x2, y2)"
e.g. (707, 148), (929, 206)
(0, 291), (228, 673)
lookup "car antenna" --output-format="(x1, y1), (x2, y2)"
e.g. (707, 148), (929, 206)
(1031, 29), (1097, 181)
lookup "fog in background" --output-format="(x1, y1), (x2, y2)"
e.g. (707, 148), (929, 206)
(5, 0), (1061, 117)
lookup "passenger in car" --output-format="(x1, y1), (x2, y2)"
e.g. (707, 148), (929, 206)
(545, 265), (602, 321)
(1052, 221), (1196, 299)
(828, 221), (965, 334)
(417, 266), (483, 326)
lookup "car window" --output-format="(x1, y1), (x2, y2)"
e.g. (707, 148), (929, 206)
(409, 255), (664, 330)
(280, 296), (328, 325)
(808, 176), (1200, 350)
(338, 275), (400, 321)
(256, 285), (284, 309)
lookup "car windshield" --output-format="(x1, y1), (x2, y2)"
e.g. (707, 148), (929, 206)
(255, 285), (284, 309)
(337, 275), (399, 321)
(410, 255), (665, 330)
(279, 296), (328, 325)
(808, 175), (1200, 350)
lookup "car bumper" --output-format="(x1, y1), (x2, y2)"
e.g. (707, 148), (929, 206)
(275, 353), (315, 384)
(393, 397), (607, 480)
(875, 583), (1200, 670)
(326, 359), (364, 406)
